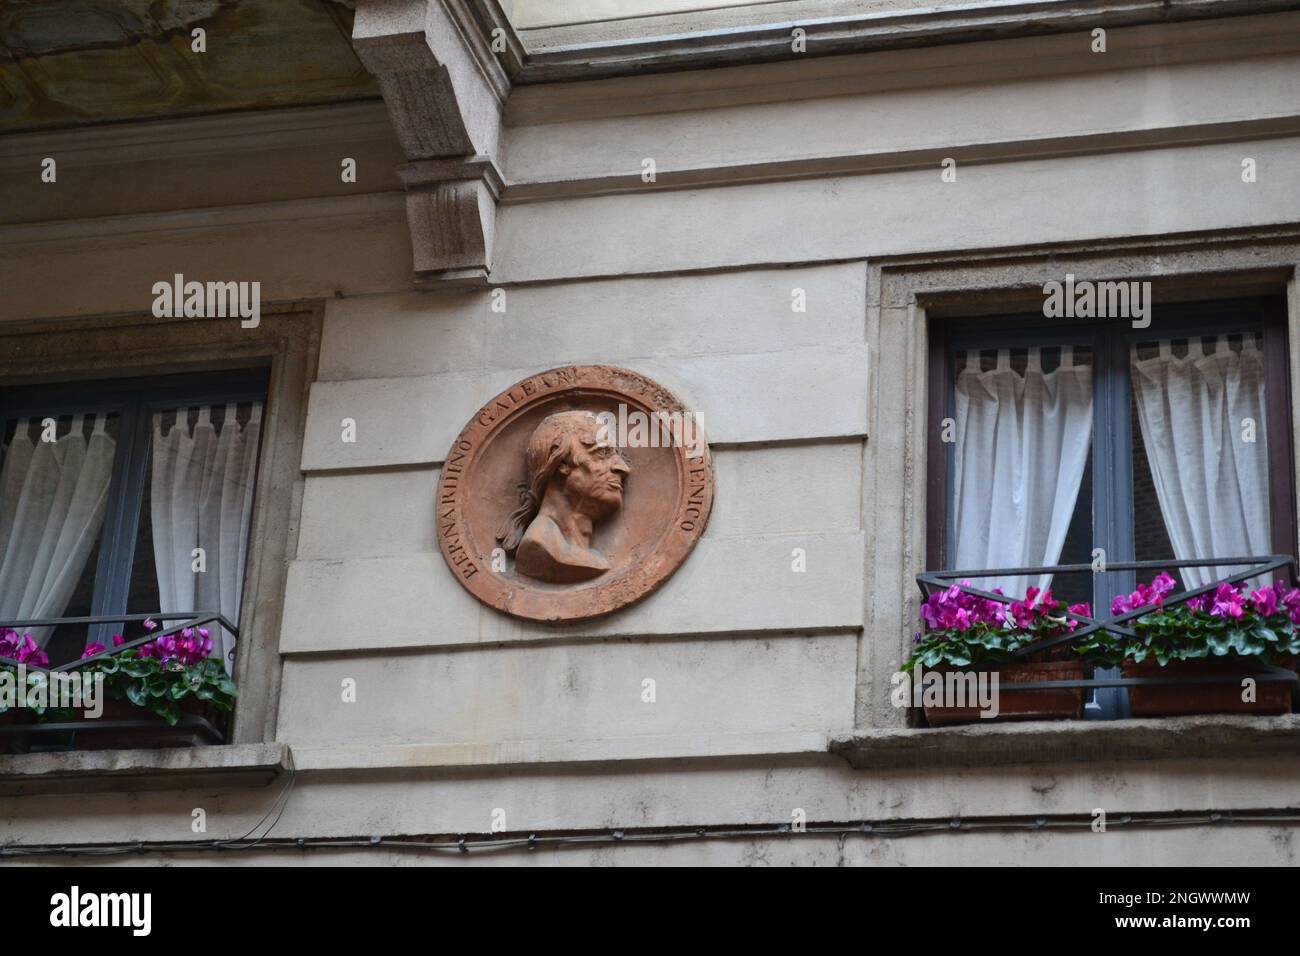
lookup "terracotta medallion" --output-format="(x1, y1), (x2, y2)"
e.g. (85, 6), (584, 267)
(435, 365), (714, 622)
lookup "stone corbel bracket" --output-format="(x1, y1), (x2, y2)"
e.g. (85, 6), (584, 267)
(398, 156), (502, 287)
(352, 0), (507, 287)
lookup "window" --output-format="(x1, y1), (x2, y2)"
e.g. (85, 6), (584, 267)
(927, 296), (1296, 717)
(0, 369), (269, 685)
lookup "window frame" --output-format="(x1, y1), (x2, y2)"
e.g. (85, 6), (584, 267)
(0, 367), (271, 654)
(0, 305), (320, 746)
(926, 295), (1297, 717)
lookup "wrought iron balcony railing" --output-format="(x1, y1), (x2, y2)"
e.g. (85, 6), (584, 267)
(0, 611), (237, 748)
(917, 555), (1300, 697)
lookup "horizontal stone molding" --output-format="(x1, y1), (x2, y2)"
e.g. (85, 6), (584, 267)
(0, 744), (291, 798)
(336, 263), (868, 370)
(492, 137), (1300, 283)
(502, 44), (1300, 200)
(8, 749), (1300, 843)
(300, 345), (870, 470)
(318, 262), (866, 380)
(0, 101), (394, 171)
(508, 10), (1300, 123)
(291, 731), (832, 771)
(290, 714), (1300, 773)
(279, 530), (865, 652)
(504, 0), (1300, 83)
(275, 630), (859, 747)
(831, 714), (1300, 769)
(504, 118), (1300, 205)
(296, 442), (861, 560)
(0, 196), (412, 324)
(0, 192), (407, 247)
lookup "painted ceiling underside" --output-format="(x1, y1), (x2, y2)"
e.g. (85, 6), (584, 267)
(0, 0), (379, 133)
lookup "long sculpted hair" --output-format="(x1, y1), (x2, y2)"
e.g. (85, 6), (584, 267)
(496, 410), (605, 554)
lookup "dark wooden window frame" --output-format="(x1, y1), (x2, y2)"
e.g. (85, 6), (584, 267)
(926, 295), (1297, 717)
(0, 368), (271, 654)
(0, 305), (320, 747)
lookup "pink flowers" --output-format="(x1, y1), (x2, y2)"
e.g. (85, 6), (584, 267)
(1190, 579), (1300, 621)
(138, 626), (213, 667)
(1210, 582), (1247, 620)
(1066, 602), (1093, 631)
(0, 628), (48, 667)
(1124, 574), (1300, 623)
(2, 620), (218, 670)
(1111, 571), (1177, 616)
(920, 582), (1093, 639)
(133, 617), (216, 667)
(920, 581), (1007, 632)
(1249, 586), (1279, 617)
(1007, 585), (1068, 628)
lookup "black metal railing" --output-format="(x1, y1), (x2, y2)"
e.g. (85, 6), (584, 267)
(917, 555), (1300, 698)
(0, 611), (237, 747)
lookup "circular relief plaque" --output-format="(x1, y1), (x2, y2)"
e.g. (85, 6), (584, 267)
(435, 365), (714, 622)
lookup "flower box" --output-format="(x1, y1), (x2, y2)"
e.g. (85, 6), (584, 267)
(922, 660), (1086, 726)
(1085, 575), (1300, 718)
(0, 620), (236, 754)
(0, 698), (222, 755)
(907, 582), (1092, 724)
(1124, 656), (1295, 718)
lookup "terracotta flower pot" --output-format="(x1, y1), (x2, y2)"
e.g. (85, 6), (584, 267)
(1123, 656), (1296, 717)
(922, 660), (1086, 726)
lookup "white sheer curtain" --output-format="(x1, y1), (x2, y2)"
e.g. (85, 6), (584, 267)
(953, 347), (1094, 598)
(151, 403), (261, 673)
(0, 415), (117, 646)
(1132, 335), (1270, 589)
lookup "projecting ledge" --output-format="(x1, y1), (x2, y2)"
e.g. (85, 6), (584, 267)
(830, 715), (1300, 770)
(0, 743), (292, 797)
(291, 732), (832, 772)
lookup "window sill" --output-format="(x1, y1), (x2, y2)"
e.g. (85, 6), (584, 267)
(829, 714), (1300, 769)
(0, 742), (290, 796)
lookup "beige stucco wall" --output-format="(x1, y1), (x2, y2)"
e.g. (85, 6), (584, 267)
(2, 9), (1300, 864)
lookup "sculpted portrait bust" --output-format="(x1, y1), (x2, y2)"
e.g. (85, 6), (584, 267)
(496, 411), (631, 584)
(435, 366), (714, 623)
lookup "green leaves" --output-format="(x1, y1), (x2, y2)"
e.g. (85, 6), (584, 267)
(60, 648), (239, 723)
(1207, 629), (1234, 655)
(1087, 606), (1298, 669)
(124, 682), (149, 707)
(906, 590), (1300, 674)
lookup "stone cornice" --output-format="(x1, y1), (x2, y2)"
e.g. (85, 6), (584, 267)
(0, 100), (394, 171)
(496, 0), (1300, 83)
(355, 0), (1300, 287)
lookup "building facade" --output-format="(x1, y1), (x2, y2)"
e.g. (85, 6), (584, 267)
(2, 0), (1300, 864)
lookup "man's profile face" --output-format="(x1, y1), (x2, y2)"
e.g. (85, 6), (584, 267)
(561, 427), (631, 516)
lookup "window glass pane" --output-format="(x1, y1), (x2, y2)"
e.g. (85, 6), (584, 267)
(950, 344), (1094, 601)
(1130, 330), (1271, 591)
(1052, 442), (1093, 609)
(1131, 391), (1180, 585)
(0, 412), (119, 667)
(132, 402), (263, 674)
